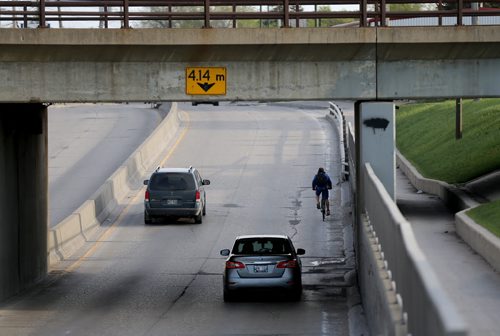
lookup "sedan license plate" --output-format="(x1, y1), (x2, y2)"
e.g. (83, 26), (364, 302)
(254, 265), (268, 273)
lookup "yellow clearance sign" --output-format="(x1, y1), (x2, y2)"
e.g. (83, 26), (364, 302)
(185, 67), (226, 95)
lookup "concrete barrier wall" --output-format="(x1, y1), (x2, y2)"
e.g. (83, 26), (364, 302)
(363, 163), (467, 336)
(48, 103), (182, 264)
(342, 117), (467, 335)
(358, 213), (407, 336)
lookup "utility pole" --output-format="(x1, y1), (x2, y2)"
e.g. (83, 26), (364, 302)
(456, 98), (463, 140)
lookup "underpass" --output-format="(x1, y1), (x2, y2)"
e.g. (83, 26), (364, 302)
(0, 102), (358, 336)
(48, 103), (167, 226)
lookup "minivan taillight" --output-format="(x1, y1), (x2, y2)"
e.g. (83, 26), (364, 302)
(145, 190), (150, 202)
(226, 261), (245, 269)
(195, 190), (201, 201)
(276, 260), (298, 268)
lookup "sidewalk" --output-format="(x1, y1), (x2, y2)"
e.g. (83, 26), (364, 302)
(396, 167), (500, 336)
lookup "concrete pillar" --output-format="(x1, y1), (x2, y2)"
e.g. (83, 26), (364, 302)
(0, 104), (48, 301)
(356, 101), (395, 201)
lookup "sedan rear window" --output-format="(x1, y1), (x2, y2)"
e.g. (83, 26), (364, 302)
(149, 173), (195, 191)
(233, 238), (292, 255)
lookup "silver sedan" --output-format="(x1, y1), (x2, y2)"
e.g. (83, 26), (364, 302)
(220, 234), (305, 302)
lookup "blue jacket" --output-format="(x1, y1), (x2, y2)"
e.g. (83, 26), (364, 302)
(312, 172), (332, 190)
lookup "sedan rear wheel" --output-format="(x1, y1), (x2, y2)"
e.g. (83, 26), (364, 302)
(290, 287), (302, 301)
(223, 289), (235, 302)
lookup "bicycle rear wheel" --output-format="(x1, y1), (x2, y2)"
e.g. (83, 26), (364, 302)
(321, 199), (326, 221)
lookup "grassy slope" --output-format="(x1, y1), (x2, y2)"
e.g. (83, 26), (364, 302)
(467, 200), (500, 238)
(397, 99), (500, 237)
(396, 99), (500, 184)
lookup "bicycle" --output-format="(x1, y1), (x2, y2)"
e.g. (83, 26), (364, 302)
(320, 197), (327, 221)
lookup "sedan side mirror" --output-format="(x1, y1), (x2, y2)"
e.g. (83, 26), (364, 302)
(203, 179), (211, 186)
(143, 180), (149, 185)
(220, 249), (230, 256)
(296, 248), (305, 256)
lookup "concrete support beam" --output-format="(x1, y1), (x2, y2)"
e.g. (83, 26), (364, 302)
(357, 101), (395, 201)
(2, 27), (500, 102)
(0, 104), (48, 301)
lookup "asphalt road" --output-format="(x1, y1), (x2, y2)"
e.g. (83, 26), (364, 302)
(0, 102), (354, 336)
(48, 103), (165, 226)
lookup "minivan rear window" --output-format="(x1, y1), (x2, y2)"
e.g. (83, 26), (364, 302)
(149, 173), (195, 191)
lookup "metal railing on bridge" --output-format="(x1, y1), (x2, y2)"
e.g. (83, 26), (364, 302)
(1, 0), (500, 28)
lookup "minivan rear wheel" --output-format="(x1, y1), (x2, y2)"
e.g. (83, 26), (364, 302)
(194, 213), (203, 224)
(144, 211), (152, 225)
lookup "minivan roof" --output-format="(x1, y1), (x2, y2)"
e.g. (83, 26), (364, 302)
(155, 167), (192, 174)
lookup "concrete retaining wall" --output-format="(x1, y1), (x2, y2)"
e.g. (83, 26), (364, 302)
(456, 210), (500, 273)
(48, 103), (183, 264)
(396, 151), (479, 212)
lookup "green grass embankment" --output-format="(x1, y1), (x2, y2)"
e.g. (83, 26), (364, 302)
(467, 200), (500, 238)
(396, 99), (500, 184)
(396, 99), (500, 236)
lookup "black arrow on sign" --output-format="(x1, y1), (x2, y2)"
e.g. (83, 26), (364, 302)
(197, 82), (215, 92)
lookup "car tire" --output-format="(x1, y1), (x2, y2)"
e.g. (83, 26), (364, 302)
(202, 203), (206, 216)
(144, 211), (152, 225)
(223, 289), (235, 302)
(195, 213), (203, 224)
(290, 287), (302, 301)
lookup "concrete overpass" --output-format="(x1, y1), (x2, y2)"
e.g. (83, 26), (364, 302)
(1, 26), (500, 102)
(1, 25), (500, 335)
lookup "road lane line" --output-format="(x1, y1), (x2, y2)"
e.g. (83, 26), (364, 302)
(65, 110), (191, 273)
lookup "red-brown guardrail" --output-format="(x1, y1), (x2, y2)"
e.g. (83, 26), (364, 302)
(1, 0), (500, 28)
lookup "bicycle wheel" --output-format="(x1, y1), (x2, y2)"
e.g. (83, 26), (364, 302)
(321, 199), (326, 221)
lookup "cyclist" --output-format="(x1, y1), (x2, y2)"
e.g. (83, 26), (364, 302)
(312, 167), (332, 216)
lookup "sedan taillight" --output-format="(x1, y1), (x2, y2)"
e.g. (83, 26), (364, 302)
(276, 260), (298, 268)
(226, 261), (245, 269)
(145, 190), (150, 202)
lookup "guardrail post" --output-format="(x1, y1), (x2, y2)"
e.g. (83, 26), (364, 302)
(204, 0), (211, 28)
(168, 5), (172, 28)
(457, 0), (463, 25)
(438, 0), (443, 26)
(232, 4), (236, 28)
(23, 6), (28, 28)
(380, 0), (386, 27)
(360, 0), (367, 27)
(295, 4), (300, 27)
(283, 0), (289, 27)
(123, 0), (129, 28)
(39, 0), (46, 28)
(104, 5), (109, 28)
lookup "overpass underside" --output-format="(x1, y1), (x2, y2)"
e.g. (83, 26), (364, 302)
(0, 26), (500, 102)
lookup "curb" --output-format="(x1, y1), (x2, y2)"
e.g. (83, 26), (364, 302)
(456, 209), (500, 273)
(396, 150), (479, 212)
(48, 103), (183, 264)
(396, 149), (500, 273)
